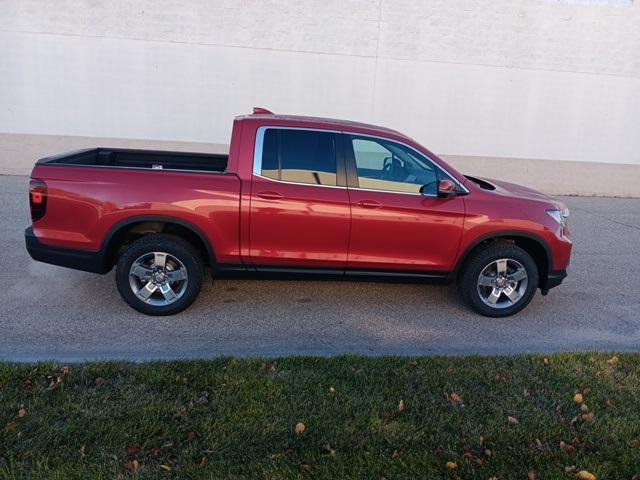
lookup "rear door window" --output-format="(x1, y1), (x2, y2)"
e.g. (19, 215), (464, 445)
(260, 129), (337, 186)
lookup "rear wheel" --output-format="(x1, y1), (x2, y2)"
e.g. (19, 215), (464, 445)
(459, 243), (538, 317)
(116, 234), (203, 315)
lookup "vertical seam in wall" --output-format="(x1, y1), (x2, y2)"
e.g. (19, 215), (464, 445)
(370, 0), (383, 121)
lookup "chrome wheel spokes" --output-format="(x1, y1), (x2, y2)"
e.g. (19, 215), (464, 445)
(477, 258), (528, 309)
(128, 251), (188, 306)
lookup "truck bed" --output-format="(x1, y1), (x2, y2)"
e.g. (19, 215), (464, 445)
(38, 148), (229, 173)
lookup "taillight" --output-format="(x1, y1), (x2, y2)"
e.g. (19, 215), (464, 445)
(29, 178), (48, 221)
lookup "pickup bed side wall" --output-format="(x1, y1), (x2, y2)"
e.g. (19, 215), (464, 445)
(30, 165), (242, 265)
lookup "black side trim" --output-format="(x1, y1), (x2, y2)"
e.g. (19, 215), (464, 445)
(25, 227), (108, 274)
(541, 269), (567, 294)
(216, 264), (449, 284)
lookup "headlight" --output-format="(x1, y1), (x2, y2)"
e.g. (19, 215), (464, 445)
(546, 208), (569, 229)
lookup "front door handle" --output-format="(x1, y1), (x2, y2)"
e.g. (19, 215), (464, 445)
(356, 200), (381, 209)
(257, 191), (283, 200)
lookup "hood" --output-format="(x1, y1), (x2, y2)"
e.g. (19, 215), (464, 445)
(465, 175), (566, 209)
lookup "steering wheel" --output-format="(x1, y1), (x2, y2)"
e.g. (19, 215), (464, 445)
(382, 157), (394, 179)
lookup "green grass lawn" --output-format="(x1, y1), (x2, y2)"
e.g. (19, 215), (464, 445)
(1, 354), (639, 479)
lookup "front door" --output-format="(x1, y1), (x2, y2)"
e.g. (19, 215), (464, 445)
(249, 127), (351, 269)
(344, 135), (466, 272)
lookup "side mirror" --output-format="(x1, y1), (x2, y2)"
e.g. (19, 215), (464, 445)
(437, 179), (457, 198)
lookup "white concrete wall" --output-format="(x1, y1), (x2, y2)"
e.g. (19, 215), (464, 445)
(1, 0), (639, 192)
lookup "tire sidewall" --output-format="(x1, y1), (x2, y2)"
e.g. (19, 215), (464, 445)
(116, 234), (203, 316)
(461, 244), (539, 317)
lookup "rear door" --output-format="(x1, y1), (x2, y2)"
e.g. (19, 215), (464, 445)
(249, 127), (351, 269)
(344, 134), (466, 273)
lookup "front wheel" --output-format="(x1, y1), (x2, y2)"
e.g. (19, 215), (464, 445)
(459, 243), (538, 317)
(116, 234), (203, 316)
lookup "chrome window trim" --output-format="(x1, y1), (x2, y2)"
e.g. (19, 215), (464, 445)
(252, 125), (469, 196)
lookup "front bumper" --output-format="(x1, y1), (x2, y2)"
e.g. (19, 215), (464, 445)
(540, 269), (567, 295)
(25, 227), (108, 274)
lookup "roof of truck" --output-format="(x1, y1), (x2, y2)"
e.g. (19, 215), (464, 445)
(236, 108), (405, 139)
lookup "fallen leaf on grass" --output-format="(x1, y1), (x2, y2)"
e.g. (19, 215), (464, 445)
(17, 407), (27, 418)
(22, 380), (33, 391)
(123, 459), (139, 472)
(523, 388), (531, 397)
(126, 444), (141, 455)
(294, 422), (306, 434)
(576, 470), (596, 480)
(328, 387), (336, 395)
(450, 392), (463, 404)
(160, 464), (172, 472)
(629, 439), (640, 447)
(560, 441), (576, 454)
(543, 357), (550, 366)
(300, 463), (313, 474)
(445, 461), (458, 470)
(398, 400), (405, 412)
(4, 421), (17, 432)
(581, 412), (595, 422)
(391, 449), (402, 460)
(606, 356), (619, 365)
(565, 465), (576, 473)
(528, 471), (536, 480)
(94, 377), (106, 387)
(507, 416), (519, 425)
(573, 393), (584, 404)
(79, 445), (86, 458)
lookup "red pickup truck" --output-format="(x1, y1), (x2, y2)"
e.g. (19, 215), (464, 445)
(26, 108), (572, 317)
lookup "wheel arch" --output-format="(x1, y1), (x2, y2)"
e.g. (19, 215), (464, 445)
(101, 216), (217, 272)
(453, 231), (552, 288)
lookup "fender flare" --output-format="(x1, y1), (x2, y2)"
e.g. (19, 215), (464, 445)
(451, 230), (553, 281)
(100, 215), (217, 270)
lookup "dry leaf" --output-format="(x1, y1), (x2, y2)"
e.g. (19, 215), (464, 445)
(543, 357), (550, 365)
(95, 377), (106, 387)
(607, 356), (619, 365)
(508, 416), (519, 425)
(573, 393), (584, 404)
(329, 387), (336, 394)
(4, 421), (17, 432)
(445, 461), (458, 470)
(398, 400), (405, 412)
(160, 464), (172, 472)
(581, 412), (595, 422)
(484, 448), (492, 457)
(123, 460), (139, 472)
(580, 404), (589, 413)
(560, 441), (576, 454)
(79, 445), (86, 458)
(565, 465), (576, 473)
(300, 463), (313, 473)
(18, 407), (27, 418)
(450, 392), (462, 404)
(126, 444), (141, 455)
(576, 471), (596, 480)
(391, 449), (402, 459)
(523, 388), (531, 397)
(528, 471), (536, 480)
(629, 439), (640, 447)
(294, 422), (306, 434)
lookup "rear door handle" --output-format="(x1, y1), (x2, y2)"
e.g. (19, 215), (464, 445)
(356, 200), (381, 209)
(256, 191), (283, 200)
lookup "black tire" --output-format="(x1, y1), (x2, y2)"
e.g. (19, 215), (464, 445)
(116, 234), (203, 316)
(459, 243), (538, 317)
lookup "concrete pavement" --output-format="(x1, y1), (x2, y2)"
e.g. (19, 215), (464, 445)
(1, 174), (639, 361)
